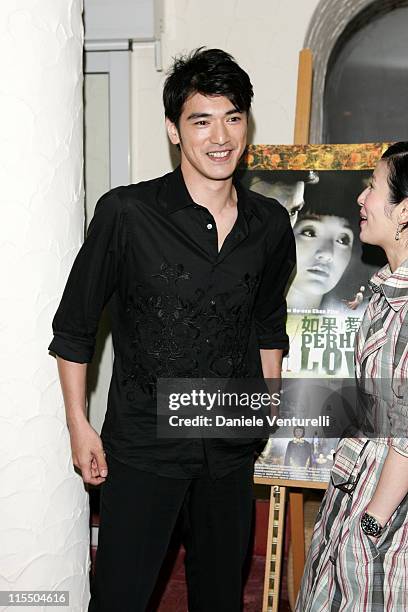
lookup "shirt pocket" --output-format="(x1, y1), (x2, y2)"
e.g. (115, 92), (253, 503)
(346, 510), (381, 566)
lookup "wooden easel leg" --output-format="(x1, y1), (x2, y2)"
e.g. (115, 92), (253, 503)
(289, 491), (305, 600)
(262, 485), (287, 612)
(292, 46), (311, 595)
(293, 48), (313, 145)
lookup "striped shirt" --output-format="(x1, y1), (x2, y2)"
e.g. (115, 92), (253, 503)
(355, 260), (408, 456)
(296, 259), (408, 611)
(331, 259), (408, 487)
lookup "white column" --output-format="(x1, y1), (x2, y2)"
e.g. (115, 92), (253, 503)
(0, 2), (89, 611)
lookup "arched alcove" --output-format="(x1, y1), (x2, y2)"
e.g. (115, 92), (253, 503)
(305, 0), (408, 143)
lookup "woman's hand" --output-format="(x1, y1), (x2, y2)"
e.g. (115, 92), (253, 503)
(364, 446), (408, 527)
(367, 533), (380, 545)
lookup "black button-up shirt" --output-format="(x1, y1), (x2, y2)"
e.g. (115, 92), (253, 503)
(48, 166), (296, 478)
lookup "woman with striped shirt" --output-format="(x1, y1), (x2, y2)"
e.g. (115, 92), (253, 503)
(296, 142), (408, 611)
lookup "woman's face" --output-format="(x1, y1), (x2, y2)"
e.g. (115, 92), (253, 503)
(250, 179), (305, 226)
(293, 215), (354, 295)
(357, 160), (395, 247)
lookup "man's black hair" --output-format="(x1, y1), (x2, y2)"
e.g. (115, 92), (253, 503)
(163, 47), (254, 126)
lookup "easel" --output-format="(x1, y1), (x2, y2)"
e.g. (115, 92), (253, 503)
(256, 48), (328, 612)
(256, 476), (327, 612)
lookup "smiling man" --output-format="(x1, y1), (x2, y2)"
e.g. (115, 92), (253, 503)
(48, 48), (295, 611)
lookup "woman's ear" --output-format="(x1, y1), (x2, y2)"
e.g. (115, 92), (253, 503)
(398, 198), (408, 224)
(166, 118), (180, 145)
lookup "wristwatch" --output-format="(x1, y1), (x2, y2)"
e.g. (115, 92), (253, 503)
(360, 512), (384, 538)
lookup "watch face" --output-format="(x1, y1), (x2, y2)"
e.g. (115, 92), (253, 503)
(361, 512), (383, 537)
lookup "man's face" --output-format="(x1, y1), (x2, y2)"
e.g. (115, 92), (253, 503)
(166, 92), (248, 182)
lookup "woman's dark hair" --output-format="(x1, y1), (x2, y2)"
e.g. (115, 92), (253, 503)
(381, 141), (408, 205)
(163, 47), (253, 126)
(297, 170), (361, 234)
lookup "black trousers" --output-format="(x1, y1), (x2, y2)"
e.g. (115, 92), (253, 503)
(88, 454), (254, 612)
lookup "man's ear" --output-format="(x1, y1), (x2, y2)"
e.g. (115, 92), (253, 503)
(166, 118), (180, 145)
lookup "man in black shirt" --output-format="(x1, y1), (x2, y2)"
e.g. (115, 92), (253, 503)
(49, 48), (295, 611)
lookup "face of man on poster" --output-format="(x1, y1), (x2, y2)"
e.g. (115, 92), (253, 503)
(249, 178), (305, 226)
(246, 170), (319, 227)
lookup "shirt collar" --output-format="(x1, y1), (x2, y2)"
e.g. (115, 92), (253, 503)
(369, 258), (408, 311)
(163, 165), (261, 222)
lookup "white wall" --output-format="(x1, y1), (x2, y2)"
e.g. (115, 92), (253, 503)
(131, 0), (320, 182)
(0, 2), (89, 610)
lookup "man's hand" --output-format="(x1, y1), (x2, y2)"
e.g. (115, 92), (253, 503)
(55, 356), (108, 485)
(68, 417), (108, 485)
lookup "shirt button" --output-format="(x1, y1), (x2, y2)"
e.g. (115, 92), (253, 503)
(206, 223), (213, 230)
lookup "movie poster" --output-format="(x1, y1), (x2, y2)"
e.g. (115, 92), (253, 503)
(239, 144), (387, 482)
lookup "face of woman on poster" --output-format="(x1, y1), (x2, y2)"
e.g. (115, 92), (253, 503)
(288, 215), (354, 307)
(250, 179), (305, 227)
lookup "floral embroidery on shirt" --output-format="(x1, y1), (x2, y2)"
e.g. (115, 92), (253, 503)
(122, 263), (260, 398)
(152, 262), (192, 284)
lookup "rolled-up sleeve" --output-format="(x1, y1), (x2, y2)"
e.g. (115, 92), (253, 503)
(48, 189), (127, 363)
(390, 402), (408, 456)
(388, 380), (408, 456)
(254, 211), (296, 351)
(392, 443), (408, 457)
